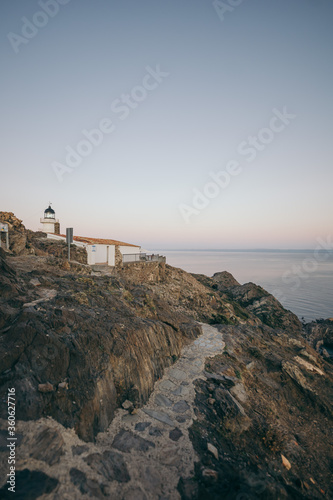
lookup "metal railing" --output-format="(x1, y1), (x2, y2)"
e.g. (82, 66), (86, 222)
(122, 253), (165, 264)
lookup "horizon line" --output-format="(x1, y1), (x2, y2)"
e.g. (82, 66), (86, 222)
(150, 248), (332, 252)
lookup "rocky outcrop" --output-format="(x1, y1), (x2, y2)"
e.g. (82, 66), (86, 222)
(27, 231), (88, 264)
(189, 324), (333, 499)
(0, 251), (200, 441)
(303, 319), (333, 361)
(194, 272), (302, 334)
(212, 270), (241, 288)
(147, 265), (257, 326)
(0, 224), (332, 499)
(0, 212), (27, 255)
(0, 212), (87, 263)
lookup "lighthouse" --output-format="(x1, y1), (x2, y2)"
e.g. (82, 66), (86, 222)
(40, 205), (60, 234)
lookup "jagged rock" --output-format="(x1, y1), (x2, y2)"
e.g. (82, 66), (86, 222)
(84, 450), (130, 482)
(299, 349), (317, 364)
(28, 426), (65, 465)
(282, 361), (314, 393)
(207, 442), (219, 460)
(0, 212), (27, 255)
(0, 469), (58, 499)
(70, 468), (105, 498)
(230, 383), (248, 403)
(0, 216), (333, 500)
(294, 356), (324, 376)
(0, 246), (201, 441)
(122, 399), (134, 411)
(58, 381), (68, 390)
(303, 319), (333, 360)
(30, 278), (41, 286)
(212, 271), (241, 288)
(112, 429), (155, 453)
(169, 427), (183, 441)
(135, 422), (151, 432)
(72, 444), (89, 456)
(281, 454), (292, 470)
(228, 282), (302, 332)
(38, 382), (55, 393)
(201, 468), (219, 481)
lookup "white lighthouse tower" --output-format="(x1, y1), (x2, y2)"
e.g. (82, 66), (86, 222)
(40, 205), (60, 234)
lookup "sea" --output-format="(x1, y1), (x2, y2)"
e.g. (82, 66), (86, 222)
(156, 250), (333, 323)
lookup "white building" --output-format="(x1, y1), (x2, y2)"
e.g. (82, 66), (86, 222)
(47, 233), (141, 266)
(41, 205), (163, 267)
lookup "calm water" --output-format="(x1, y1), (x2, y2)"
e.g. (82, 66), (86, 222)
(157, 250), (333, 323)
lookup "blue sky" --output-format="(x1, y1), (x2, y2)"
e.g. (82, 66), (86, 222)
(1, 0), (332, 249)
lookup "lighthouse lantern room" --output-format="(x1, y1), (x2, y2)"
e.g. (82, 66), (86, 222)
(40, 205), (60, 234)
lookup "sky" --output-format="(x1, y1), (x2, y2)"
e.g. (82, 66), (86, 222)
(1, 0), (333, 249)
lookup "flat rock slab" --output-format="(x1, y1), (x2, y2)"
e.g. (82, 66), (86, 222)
(155, 394), (173, 407)
(143, 409), (175, 427)
(149, 426), (164, 437)
(70, 468), (105, 499)
(112, 429), (155, 453)
(135, 422), (151, 432)
(172, 400), (191, 413)
(169, 428), (183, 442)
(172, 385), (190, 397)
(84, 450), (130, 482)
(159, 379), (177, 391)
(169, 368), (187, 381)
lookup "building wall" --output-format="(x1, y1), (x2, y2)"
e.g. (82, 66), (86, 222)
(107, 245), (115, 266)
(47, 234), (123, 267)
(86, 244), (115, 266)
(41, 221), (56, 233)
(41, 218), (60, 234)
(119, 245), (141, 256)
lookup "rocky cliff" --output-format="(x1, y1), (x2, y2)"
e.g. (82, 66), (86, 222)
(0, 223), (332, 499)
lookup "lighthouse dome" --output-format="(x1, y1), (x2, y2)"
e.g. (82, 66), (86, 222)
(44, 205), (55, 219)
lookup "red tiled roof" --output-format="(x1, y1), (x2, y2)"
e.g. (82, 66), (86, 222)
(56, 234), (139, 247)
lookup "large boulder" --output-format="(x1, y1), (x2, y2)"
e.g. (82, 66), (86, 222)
(0, 212), (28, 255)
(212, 271), (241, 289)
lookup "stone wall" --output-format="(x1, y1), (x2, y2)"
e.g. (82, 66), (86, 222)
(115, 245), (123, 269)
(120, 261), (166, 284)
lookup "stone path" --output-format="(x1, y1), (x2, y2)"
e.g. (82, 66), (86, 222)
(95, 323), (225, 500)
